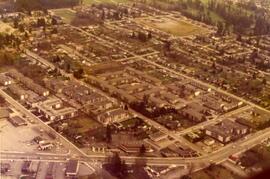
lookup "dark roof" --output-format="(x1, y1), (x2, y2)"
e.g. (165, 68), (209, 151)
(8, 116), (27, 127)
(66, 160), (79, 175)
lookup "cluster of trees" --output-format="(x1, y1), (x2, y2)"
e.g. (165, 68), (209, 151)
(14, 0), (82, 11)
(104, 153), (128, 179)
(130, 96), (177, 118)
(0, 51), (19, 66)
(0, 33), (21, 49)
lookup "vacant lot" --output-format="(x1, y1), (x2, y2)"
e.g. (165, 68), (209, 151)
(51, 9), (76, 24)
(136, 18), (207, 36)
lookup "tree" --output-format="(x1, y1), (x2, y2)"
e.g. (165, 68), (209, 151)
(37, 18), (46, 27)
(139, 144), (146, 155)
(181, 175), (191, 179)
(73, 68), (84, 79)
(51, 27), (58, 34)
(236, 34), (242, 42)
(111, 153), (121, 172)
(106, 152), (128, 178)
(148, 31), (152, 39)
(262, 78), (267, 85)
(13, 19), (19, 29)
(0, 95), (5, 104)
(138, 32), (148, 42)
(51, 18), (58, 25)
(106, 125), (112, 143)
(164, 40), (172, 51)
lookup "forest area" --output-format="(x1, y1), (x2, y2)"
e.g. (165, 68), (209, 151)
(138, 0), (270, 35)
(14, 0), (82, 11)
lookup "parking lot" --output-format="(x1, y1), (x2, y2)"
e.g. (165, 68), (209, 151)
(0, 105), (68, 154)
(0, 160), (95, 179)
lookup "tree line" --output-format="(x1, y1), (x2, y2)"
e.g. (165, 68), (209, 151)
(14, 0), (82, 11)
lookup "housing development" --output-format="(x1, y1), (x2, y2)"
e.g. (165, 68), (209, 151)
(0, 0), (270, 179)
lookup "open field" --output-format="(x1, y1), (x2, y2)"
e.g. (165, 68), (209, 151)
(69, 117), (101, 134)
(83, 0), (130, 5)
(136, 18), (208, 36)
(0, 21), (15, 34)
(51, 9), (76, 24)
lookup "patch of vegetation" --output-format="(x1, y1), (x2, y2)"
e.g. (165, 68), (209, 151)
(51, 9), (76, 24)
(14, 0), (81, 11)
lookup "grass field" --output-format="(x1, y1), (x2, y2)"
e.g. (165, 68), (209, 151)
(83, 0), (130, 5)
(0, 21), (15, 34)
(136, 18), (208, 36)
(51, 9), (76, 24)
(69, 117), (101, 133)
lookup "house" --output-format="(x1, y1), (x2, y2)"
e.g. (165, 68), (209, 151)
(21, 161), (32, 173)
(8, 84), (28, 100)
(0, 74), (12, 86)
(25, 90), (45, 107)
(8, 116), (27, 127)
(44, 79), (66, 93)
(97, 108), (130, 125)
(205, 126), (232, 143)
(33, 136), (44, 144)
(39, 142), (53, 150)
(86, 99), (114, 113)
(161, 92), (180, 104)
(149, 131), (168, 142)
(181, 103), (208, 122)
(65, 160), (79, 178)
(0, 163), (11, 174)
(205, 119), (249, 143)
(125, 67), (162, 85)
(7, 69), (50, 96)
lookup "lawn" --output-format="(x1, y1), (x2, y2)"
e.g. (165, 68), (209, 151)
(51, 9), (76, 24)
(69, 117), (101, 133)
(136, 18), (208, 37)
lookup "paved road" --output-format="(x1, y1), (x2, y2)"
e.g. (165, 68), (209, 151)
(176, 105), (252, 136)
(130, 109), (206, 155)
(25, 49), (206, 154)
(13, 18), (270, 170)
(141, 57), (270, 115)
(2, 125), (270, 167)
(23, 34), (270, 158)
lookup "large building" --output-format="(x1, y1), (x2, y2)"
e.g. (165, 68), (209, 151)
(34, 97), (77, 121)
(96, 108), (131, 125)
(65, 160), (79, 178)
(7, 69), (49, 97)
(205, 119), (249, 143)
(0, 74), (12, 86)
